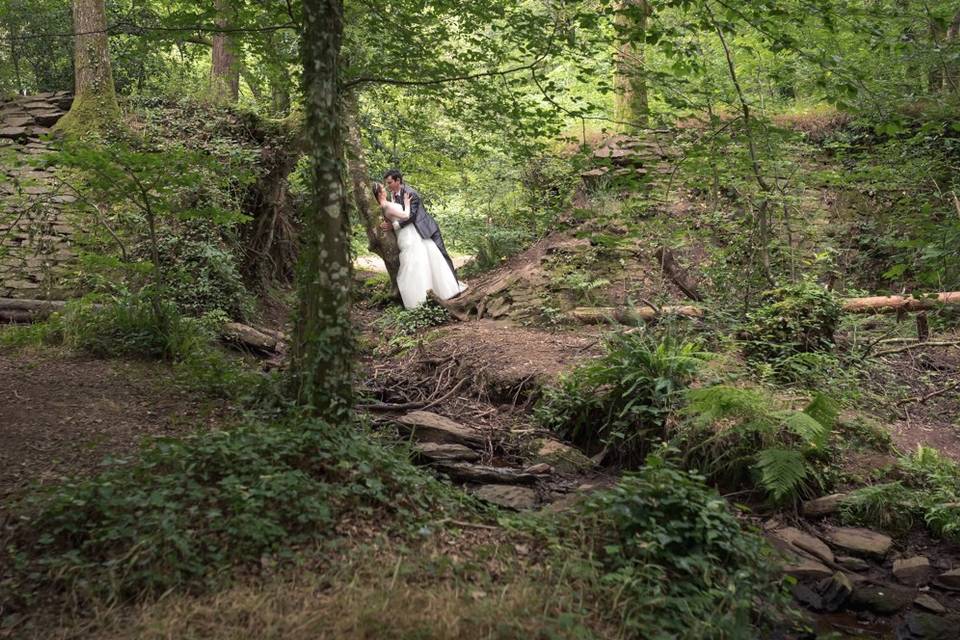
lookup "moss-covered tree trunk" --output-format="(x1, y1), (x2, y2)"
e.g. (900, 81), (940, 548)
(209, 0), (240, 103)
(290, 0), (353, 415)
(613, 0), (649, 132)
(54, 0), (121, 136)
(344, 91), (401, 296)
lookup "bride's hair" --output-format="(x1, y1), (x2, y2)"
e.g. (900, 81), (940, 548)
(372, 182), (383, 200)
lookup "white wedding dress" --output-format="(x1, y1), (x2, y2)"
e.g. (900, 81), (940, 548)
(385, 200), (465, 309)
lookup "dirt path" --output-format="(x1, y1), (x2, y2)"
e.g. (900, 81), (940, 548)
(0, 347), (228, 506)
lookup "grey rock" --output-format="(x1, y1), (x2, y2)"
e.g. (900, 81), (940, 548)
(472, 484), (538, 510)
(0, 127), (28, 140)
(522, 463), (552, 475)
(396, 411), (483, 447)
(838, 555), (871, 572)
(531, 438), (593, 473)
(30, 111), (65, 127)
(894, 556), (934, 586)
(932, 568), (960, 591)
(802, 493), (847, 518)
(432, 463), (536, 485)
(825, 527), (893, 558)
(850, 584), (915, 614)
(413, 442), (480, 463)
(816, 571), (854, 612)
(791, 583), (823, 611)
(770, 527), (835, 564)
(784, 559), (834, 581)
(913, 594), (946, 614)
(896, 612), (960, 640)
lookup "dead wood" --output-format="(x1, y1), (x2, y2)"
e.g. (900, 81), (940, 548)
(841, 292), (960, 313)
(654, 246), (703, 301)
(567, 305), (704, 324)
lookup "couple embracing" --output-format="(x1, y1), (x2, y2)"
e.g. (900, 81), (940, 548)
(374, 169), (466, 309)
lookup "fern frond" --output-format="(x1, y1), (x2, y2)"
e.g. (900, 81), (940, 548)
(804, 393), (839, 430)
(781, 411), (830, 450)
(754, 448), (810, 502)
(686, 385), (768, 424)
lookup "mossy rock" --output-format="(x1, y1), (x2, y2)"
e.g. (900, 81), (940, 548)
(530, 438), (593, 473)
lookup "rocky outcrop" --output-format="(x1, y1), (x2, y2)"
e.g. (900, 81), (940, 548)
(0, 92), (75, 301)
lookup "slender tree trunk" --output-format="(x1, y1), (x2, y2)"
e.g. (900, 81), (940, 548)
(291, 0), (354, 415)
(945, 9), (960, 93)
(344, 91), (401, 296)
(209, 0), (240, 103)
(928, 8), (947, 93)
(54, 0), (121, 136)
(613, 0), (649, 132)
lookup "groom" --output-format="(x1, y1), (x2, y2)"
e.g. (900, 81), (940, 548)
(379, 169), (457, 277)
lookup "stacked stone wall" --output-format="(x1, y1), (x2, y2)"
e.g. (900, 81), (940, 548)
(0, 92), (77, 300)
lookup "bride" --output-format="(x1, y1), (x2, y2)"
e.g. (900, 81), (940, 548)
(374, 183), (464, 309)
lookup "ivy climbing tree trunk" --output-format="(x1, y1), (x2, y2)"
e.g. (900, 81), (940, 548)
(290, 0), (354, 415)
(613, 0), (650, 132)
(344, 91), (401, 296)
(209, 0), (240, 103)
(54, 0), (121, 136)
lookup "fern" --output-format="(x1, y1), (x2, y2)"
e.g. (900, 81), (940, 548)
(754, 448), (810, 503)
(686, 385), (769, 424)
(780, 411), (830, 450)
(803, 393), (839, 430)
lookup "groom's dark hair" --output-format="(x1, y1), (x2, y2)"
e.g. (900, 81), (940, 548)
(383, 169), (403, 182)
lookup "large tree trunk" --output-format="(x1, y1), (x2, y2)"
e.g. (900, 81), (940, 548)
(290, 0), (354, 415)
(344, 91), (401, 295)
(53, 0), (121, 136)
(613, 0), (649, 132)
(209, 0), (240, 103)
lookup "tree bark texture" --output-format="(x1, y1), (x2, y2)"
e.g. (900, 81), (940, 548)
(209, 0), (241, 103)
(291, 0), (354, 415)
(54, 0), (121, 136)
(613, 0), (650, 131)
(344, 92), (401, 295)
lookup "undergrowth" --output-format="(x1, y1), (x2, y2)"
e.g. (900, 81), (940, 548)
(1, 417), (471, 610)
(0, 292), (260, 399)
(510, 455), (796, 639)
(535, 333), (705, 466)
(841, 445), (960, 541)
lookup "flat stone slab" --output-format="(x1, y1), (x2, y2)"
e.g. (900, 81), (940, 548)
(472, 484), (538, 510)
(413, 442), (479, 463)
(802, 493), (846, 518)
(914, 593), (946, 614)
(784, 559), (833, 581)
(396, 411), (483, 447)
(932, 568), (960, 591)
(893, 556), (933, 586)
(897, 612), (960, 640)
(770, 527), (834, 564)
(837, 556), (870, 572)
(824, 527), (892, 558)
(0, 127), (28, 139)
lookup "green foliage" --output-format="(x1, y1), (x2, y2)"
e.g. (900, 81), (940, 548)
(742, 281), (842, 367)
(550, 456), (790, 638)
(837, 413), (894, 452)
(150, 222), (253, 320)
(535, 334), (705, 466)
(4, 418), (465, 606)
(681, 386), (837, 504)
(376, 301), (450, 337)
(839, 482), (916, 535)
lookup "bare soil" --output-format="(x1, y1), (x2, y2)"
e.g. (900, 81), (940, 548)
(0, 347), (229, 508)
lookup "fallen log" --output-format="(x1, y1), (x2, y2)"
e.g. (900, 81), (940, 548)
(566, 291), (960, 324)
(654, 246), (703, 301)
(840, 292), (960, 313)
(567, 305), (704, 324)
(0, 297), (284, 354)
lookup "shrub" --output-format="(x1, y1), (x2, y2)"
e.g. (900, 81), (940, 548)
(742, 281), (842, 365)
(563, 456), (791, 638)
(4, 418), (465, 606)
(839, 482), (917, 534)
(376, 301), (450, 337)
(535, 334), (705, 466)
(680, 386), (838, 503)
